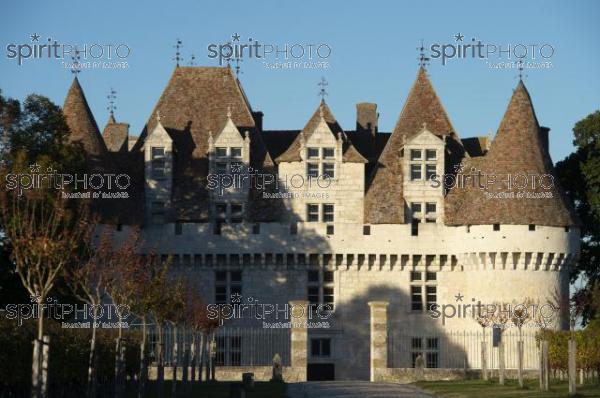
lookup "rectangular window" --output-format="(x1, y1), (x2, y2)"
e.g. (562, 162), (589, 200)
(308, 270), (320, 283)
(322, 163), (335, 179)
(426, 202), (436, 214)
(230, 203), (243, 223)
(231, 147), (242, 158)
(150, 201), (165, 224)
(426, 352), (439, 368)
(252, 223), (260, 234)
(216, 162), (227, 174)
(307, 147), (319, 159)
(290, 223), (298, 235)
(323, 148), (335, 159)
(174, 222), (183, 235)
(410, 271), (422, 282)
(410, 149), (422, 161)
(216, 147), (227, 157)
(410, 164), (422, 181)
(152, 158), (166, 179)
(363, 225), (371, 235)
(323, 271), (334, 283)
(326, 225), (334, 235)
(307, 287), (319, 304)
(322, 204), (335, 222)
(307, 204), (319, 222)
(529, 224), (536, 231)
(411, 202), (422, 215)
(411, 219), (419, 236)
(411, 285), (423, 311)
(425, 272), (437, 281)
(215, 271), (242, 304)
(426, 285), (437, 310)
(311, 338), (331, 357)
(426, 149), (437, 161)
(493, 224), (500, 231)
(307, 163), (319, 178)
(425, 164), (436, 180)
(215, 203), (227, 221)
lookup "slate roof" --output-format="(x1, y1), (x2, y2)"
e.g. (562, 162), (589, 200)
(364, 67), (465, 224)
(275, 101), (367, 164)
(102, 115), (129, 152)
(65, 66), (576, 228)
(445, 81), (578, 227)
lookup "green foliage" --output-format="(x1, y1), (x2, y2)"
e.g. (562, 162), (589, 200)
(537, 320), (600, 372)
(556, 109), (600, 323)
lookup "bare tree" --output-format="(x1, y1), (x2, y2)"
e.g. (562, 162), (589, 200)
(511, 297), (533, 388)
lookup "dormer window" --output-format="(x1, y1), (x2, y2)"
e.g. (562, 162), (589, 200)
(307, 163), (319, 179)
(323, 148), (335, 159)
(231, 147), (242, 158)
(216, 147), (227, 157)
(409, 148), (438, 181)
(410, 164), (422, 181)
(151, 147), (166, 179)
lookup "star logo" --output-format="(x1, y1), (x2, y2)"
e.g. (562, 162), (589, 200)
(232, 33), (241, 42)
(454, 292), (464, 302)
(454, 32), (465, 42)
(453, 163), (465, 173)
(30, 163), (41, 173)
(230, 293), (242, 303)
(30, 33), (40, 42)
(230, 162), (243, 173)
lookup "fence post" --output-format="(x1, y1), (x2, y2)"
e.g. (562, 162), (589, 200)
(368, 301), (389, 382)
(289, 300), (308, 382)
(498, 339), (505, 385)
(41, 335), (50, 398)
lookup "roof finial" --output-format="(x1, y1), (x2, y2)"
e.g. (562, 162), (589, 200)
(516, 60), (527, 81)
(227, 106), (232, 118)
(189, 53), (196, 66)
(106, 87), (117, 118)
(417, 39), (430, 68)
(318, 77), (328, 101)
(173, 38), (183, 67)
(422, 122), (427, 130)
(156, 110), (162, 123)
(71, 47), (81, 75)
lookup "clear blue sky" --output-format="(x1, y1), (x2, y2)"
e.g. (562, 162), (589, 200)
(1, 0), (599, 162)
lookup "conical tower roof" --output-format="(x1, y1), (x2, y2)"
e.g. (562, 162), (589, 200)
(63, 77), (107, 156)
(445, 80), (578, 227)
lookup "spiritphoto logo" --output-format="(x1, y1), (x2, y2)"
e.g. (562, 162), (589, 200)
(430, 164), (555, 199)
(5, 33), (131, 68)
(4, 163), (131, 198)
(207, 33), (331, 70)
(206, 293), (333, 328)
(426, 33), (554, 70)
(428, 292), (559, 327)
(1, 295), (131, 327)
(207, 163), (332, 197)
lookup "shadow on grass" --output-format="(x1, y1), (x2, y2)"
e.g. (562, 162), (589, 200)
(415, 379), (600, 398)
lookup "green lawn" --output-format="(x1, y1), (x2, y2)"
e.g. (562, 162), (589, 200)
(122, 381), (287, 398)
(415, 379), (600, 398)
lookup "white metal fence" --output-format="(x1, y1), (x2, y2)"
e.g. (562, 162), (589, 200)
(389, 329), (540, 369)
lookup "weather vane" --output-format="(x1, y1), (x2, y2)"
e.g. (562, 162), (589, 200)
(189, 54), (196, 66)
(318, 77), (328, 101)
(234, 56), (243, 77)
(417, 39), (430, 68)
(173, 39), (183, 67)
(71, 48), (81, 75)
(107, 88), (117, 117)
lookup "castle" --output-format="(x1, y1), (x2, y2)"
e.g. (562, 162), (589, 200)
(61, 65), (580, 381)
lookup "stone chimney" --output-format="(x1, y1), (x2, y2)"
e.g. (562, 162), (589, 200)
(252, 111), (264, 131)
(540, 126), (550, 153)
(356, 103), (378, 137)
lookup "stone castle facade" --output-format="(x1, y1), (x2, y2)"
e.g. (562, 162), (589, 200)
(61, 66), (580, 380)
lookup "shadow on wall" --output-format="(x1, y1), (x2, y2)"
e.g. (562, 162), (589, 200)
(330, 285), (468, 380)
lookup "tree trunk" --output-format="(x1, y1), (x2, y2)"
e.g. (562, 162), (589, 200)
(114, 337), (124, 398)
(87, 306), (99, 398)
(40, 336), (49, 398)
(171, 325), (178, 397)
(568, 338), (576, 396)
(31, 297), (46, 398)
(202, 333), (209, 382)
(138, 318), (147, 398)
(157, 325), (164, 398)
(498, 340), (505, 385)
(190, 333), (197, 383)
(481, 334), (488, 381)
